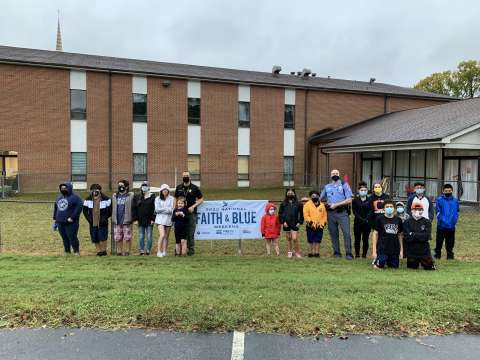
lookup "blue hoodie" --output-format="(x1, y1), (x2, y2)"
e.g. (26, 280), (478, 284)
(53, 182), (83, 224)
(435, 194), (459, 230)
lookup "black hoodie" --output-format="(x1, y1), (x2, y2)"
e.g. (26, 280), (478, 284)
(403, 217), (432, 257)
(82, 193), (112, 227)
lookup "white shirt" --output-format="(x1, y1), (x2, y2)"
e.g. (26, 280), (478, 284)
(154, 195), (174, 226)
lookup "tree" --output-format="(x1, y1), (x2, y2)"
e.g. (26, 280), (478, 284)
(414, 60), (480, 98)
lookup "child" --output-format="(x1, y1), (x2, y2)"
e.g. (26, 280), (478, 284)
(352, 182), (371, 258)
(434, 183), (460, 260)
(260, 203), (281, 256)
(396, 201), (410, 259)
(82, 183), (111, 256)
(171, 197), (189, 256)
(155, 184), (175, 257)
(303, 190), (327, 257)
(372, 200), (403, 269)
(368, 182), (390, 226)
(407, 182), (434, 221)
(404, 203), (436, 270)
(279, 188), (304, 258)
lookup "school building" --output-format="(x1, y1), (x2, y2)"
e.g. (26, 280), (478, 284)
(0, 45), (454, 193)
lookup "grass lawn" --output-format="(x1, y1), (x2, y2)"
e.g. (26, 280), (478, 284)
(0, 188), (479, 335)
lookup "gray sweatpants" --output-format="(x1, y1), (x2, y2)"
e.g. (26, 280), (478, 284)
(327, 210), (352, 257)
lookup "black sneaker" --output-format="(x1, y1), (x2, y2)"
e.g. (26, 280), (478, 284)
(314, 254), (320, 257)
(145, 252), (150, 256)
(434, 254), (441, 260)
(447, 254), (455, 260)
(308, 253), (313, 257)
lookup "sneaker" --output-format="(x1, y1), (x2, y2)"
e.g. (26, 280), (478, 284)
(73, 252), (80, 256)
(333, 253), (342, 258)
(345, 254), (353, 260)
(139, 252), (145, 256)
(157, 251), (162, 257)
(100, 251), (107, 256)
(308, 253), (313, 258)
(447, 254), (455, 260)
(63, 252), (71, 256)
(145, 252), (150, 256)
(314, 253), (320, 257)
(96, 252), (101, 257)
(124, 252), (130, 256)
(287, 251), (293, 258)
(295, 253), (302, 258)
(434, 253), (441, 260)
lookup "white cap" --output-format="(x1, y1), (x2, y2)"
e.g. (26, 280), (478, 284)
(159, 184), (170, 192)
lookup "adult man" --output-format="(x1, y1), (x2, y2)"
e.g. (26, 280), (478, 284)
(320, 169), (353, 260)
(174, 171), (204, 256)
(407, 182), (434, 221)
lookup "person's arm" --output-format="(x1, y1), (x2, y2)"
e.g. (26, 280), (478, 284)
(106, 198), (112, 219)
(303, 203), (312, 225)
(297, 203), (304, 225)
(188, 188), (204, 213)
(53, 200), (57, 221)
(320, 187), (327, 202)
(261, 216), (266, 237)
(278, 203), (285, 225)
(399, 232), (404, 258)
(82, 200), (89, 222)
(372, 230), (378, 258)
(150, 197), (156, 223)
(331, 183), (353, 209)
(352, 199), (362, 220)
(406, 197), (413, 216)
(428, 198), (435, 221)
(320, 204), (327, 228)
(72, 195), (83, 221)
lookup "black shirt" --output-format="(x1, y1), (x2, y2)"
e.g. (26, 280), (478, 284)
(403, 217), (432, 258)
(174, 183), (203, 211)
(374, 215), (403, 256)
(352, 196), (371, 224)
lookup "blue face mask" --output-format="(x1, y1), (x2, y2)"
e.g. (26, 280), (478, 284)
(396, 207), (404, 214)
(415, 188), (425, 195)
(385, 207), (394, 216)
(359, 190), (368, 197)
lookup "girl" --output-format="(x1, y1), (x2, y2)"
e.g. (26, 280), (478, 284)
(82, 183), (111, 256)
(133, 181), (156, 256)
(303, 190), (327, 257)
(260, 203), (281, 256)
(279, 188), (304, 258)
(171, 197), (189, 256)
(155, 184), (175, 257)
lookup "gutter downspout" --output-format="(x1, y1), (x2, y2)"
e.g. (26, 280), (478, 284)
(108, 71), (113, 191)
(303, 89), (309, 186)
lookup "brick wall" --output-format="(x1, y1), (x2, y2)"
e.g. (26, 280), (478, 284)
(294, 89), (306, 185)
(86, 71), (110, 188)
(0, 64), (69, 191)
(250, 86), (284, 187)
(148, 77), (187, 187)
(200, 82), (237, 188)
(387, 97), (445, 113)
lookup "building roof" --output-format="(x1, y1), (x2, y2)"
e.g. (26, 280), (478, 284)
(315, 97), (480, 150)
(0, 45), (453, 100)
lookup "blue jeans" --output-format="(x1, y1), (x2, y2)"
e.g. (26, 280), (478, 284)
(327, 210), (352, 257)
(138, 225), (153, 253)
(57, 222), (80, 253)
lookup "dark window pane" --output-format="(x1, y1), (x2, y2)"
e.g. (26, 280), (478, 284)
(284, 105), (295, 129)
(70, 90), (86, 120)
(133, 93), (147, 122)
(283, 156), (294, 181)
(188, 98), (201, 125)
(71, 152), (86, 181)
(133, 154), (147, 181)
(238, 102), (250, 127)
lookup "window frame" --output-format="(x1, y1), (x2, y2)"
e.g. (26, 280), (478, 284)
(237, 155), (249, 180)
(71, 152), (87, 182)
(238, 101), (250, 128)
(188, 98), (201, 125)
(284, 104), (295, 129)
(132, 153), (148, 181)
(187, 154), (201, 181)
(70, 89), (86, 120)
(133, 93), (147, 123)
(283, 156), (294, 181)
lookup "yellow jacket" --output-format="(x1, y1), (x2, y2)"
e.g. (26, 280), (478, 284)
(303, 200), (327, 230)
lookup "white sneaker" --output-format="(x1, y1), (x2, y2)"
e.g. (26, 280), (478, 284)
(157, 251), (162, 257)
(163, 252), (167, 257)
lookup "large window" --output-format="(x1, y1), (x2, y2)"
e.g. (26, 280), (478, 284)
(188, 98), (201, 125)
(238, 156), (249, 180)
(238, 102), (250, 128)
(70, 90), (86, 120)
(284, 105), (295, 129)
(71, 152), (87, 182)
(188, 155), (201, 181)
(133, 93), (147, 122)
(133, 153), (147, 181)
(283, 156), (294, 181)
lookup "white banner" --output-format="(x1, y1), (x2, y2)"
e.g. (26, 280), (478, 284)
(194, 200), (268, 240)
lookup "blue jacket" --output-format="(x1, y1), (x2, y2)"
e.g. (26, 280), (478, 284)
(53, 182), (83, 224)
(435, 195), (459, 230)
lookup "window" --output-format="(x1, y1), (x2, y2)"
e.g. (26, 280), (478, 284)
(188, 98), (201, 125)
(284, 105), (295, 129)
(71, 152), (87, 181)
(283, 156), (294, 181)
(410, 150), (425, 178)
(188, 155), (201, 181)
(133, 153), (147, 181)
(238, 156), (249, 180)
(70, 90), (86, 120)
(133, 93), (147, 122)
(238, 102), (250, 127)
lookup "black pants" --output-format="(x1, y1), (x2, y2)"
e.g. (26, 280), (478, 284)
(353, 221), (370, 257)
(435, 228), (455, 258)
(57, 222), (80, 253)
(407, 256), (435, 270)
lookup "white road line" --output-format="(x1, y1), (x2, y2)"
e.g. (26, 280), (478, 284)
(231, 331), (245, 360)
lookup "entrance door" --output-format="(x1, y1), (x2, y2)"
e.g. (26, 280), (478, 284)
(362, 159), (382, 189)
(1, 151), (18, 192)
(444, 158), (478, 202)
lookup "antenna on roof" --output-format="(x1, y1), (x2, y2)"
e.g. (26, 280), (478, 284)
(56, 9), (63, 51)
(369, 77), (376, 84)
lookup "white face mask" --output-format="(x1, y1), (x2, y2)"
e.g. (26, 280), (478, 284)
(141, 186), (150, 193)
(268, 209), (275, 215)
(412, 210), (423, 220)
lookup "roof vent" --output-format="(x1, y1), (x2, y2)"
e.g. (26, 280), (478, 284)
(369, 77), (376, 84)
(311, 73), (317, 77)
(301, 68), (312, 78)
(290, 71), (296, 75)
(272, 65), (282, 76)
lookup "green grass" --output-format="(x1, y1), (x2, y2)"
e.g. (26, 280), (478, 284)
(0, 188), (479, 335)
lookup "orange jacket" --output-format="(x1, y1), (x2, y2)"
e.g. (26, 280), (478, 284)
(261, 203), (281, 239)
(303, 199), (327, 230)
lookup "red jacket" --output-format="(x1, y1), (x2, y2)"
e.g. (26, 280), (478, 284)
(261, 203), (281, 239)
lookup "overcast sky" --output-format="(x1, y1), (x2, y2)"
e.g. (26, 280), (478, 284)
(1, 0), (479, 87)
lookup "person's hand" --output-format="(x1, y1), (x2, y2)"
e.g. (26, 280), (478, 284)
(283, 222), (288, 227)
(67, 217), (73, 223)
(150, 220), (154, 225)
(52, 222), (58, 231)
(330, 203), (337, 210)
(133, 220), (138, 225)
(188, 206), (195, 213)
(296, 223), (300, 228)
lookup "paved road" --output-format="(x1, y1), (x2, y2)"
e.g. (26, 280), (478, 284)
(0, 328), (479, 360)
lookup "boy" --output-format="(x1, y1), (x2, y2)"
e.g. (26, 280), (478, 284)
(303, 191), (327, 257)
(407, 182), (434, 221)
(261, 203), (281, 256)
(434, 184), (460, 260)
(403, 203), (436, 270)
(372, 200), (403, 269)
(396, 201), (409, 258)
(112, 179), (135, 256)
(352, 182), (371, 258)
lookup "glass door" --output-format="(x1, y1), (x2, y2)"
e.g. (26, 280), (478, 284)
(460, 159), (478, 202)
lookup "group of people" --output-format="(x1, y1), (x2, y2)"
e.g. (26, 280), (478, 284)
(260, 169), (460, 270)
(52, 171), (203, 257)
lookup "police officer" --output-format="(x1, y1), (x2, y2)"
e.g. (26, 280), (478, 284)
(320, 169), (354, 260)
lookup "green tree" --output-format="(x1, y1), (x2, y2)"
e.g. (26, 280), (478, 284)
(414, 60), (480, 98)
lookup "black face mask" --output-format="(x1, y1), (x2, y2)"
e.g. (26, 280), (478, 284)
(183, 177), (190, 184)
(118, 186), (126, 193)
(287, 194), (295, 200)
(312, 197), (319, 203)
(331, 175), (340, 182)
(444, 192), (452, 197)
(60, 189), (69, 196)
(93, 190), (100, 197)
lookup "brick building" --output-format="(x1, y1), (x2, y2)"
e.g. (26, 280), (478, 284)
(0, 46), (452, 192)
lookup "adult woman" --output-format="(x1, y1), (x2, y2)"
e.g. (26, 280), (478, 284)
(155, 184), (174, 257)
(279, 188), (304, 258)
(132, 181), (156, 255)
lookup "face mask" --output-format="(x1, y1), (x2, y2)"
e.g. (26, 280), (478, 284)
(331, 175), (340, 182)
(396, 207), (404, 214)
(60, 189), (68, 196)
(359, 190), (368, 197)
(93, 190), (100, 197)
(374, 186), (382, 195)
(268, 209), (275, 215)
(444, 192), (452, 197)
(384, 207), (394, 216)
(412, 210), (423, 220)
(141, 186), (150, 193)
(415, 188), (425, 195)
(183, 176), (190, 183)
(118, 185), (126, 193)
(287, 194), (295, 199)
(312, 196), (320, 202)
